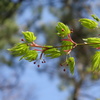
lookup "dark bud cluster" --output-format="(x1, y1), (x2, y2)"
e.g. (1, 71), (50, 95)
(60, 62), (68, 72)
(42, 59), (46, 63)
(33, 59), (46, 67)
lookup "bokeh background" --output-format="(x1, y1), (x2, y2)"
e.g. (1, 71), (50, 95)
(0, 0), (100, 100)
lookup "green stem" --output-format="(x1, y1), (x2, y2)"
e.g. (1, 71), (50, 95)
(30, 42), (100, 49)
(77, 42), (100, 46)
(52, 42), (100, 48)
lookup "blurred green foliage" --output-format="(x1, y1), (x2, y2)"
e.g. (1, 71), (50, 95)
(0, 0), (22, 65)
(0, 19), (19, 49)
(0, 0), (21, 24)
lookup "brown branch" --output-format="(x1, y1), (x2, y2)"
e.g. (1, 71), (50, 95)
(72, 70), (86, 100)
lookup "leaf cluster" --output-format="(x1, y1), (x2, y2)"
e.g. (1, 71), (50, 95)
(8, 32), (38, 61)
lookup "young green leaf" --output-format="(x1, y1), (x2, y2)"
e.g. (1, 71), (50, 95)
(91, 51), (100, 71)
(61, 40), (73, 54)
(83, 37), (100, 48)
(91, 14), (100, 22)
(20, 50), (38, 61)
(66, 57), (75, 74)
(56, 22), (70, 37)
(22, 31), (36, 42)
(79, 18), (98, 29)
(8, 43), (29, 56)
(44, 48), (61, 59)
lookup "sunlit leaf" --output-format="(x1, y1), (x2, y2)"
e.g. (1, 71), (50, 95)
(20, 50), (38, 61)
(91, 14), (100, 22)
(22, 31), (36, 42)
(8, 43), (29, 56)
(91, 51), (100, 71)
(61, 40), (73, 54)
(66, 57), (75, 74)
(79, 18), (98, 29)
(44, 48), (61, 59)
(56, 22), (70, 37)
(83, 37), (100, 48)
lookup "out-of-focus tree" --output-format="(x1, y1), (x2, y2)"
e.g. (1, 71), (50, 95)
(0, 1), (36, 100)
(0, 0), (24, 65)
